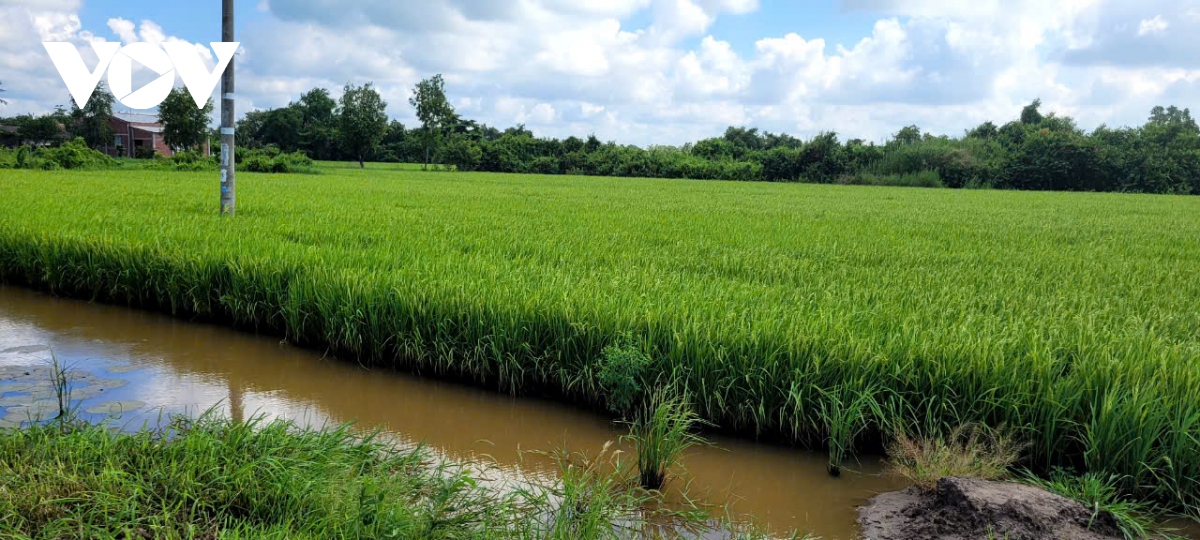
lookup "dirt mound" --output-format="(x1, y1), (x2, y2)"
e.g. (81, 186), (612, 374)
(858, 477), (1124, 540)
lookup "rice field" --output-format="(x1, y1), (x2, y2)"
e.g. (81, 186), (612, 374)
(1, 166), (1199, 511)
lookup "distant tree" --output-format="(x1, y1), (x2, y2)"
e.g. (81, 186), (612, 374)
(1020, 98), (1044, 125)
(894, 125), (922, 145)
(339, 82), (388, 169)
(159, 87), (214, 153)
(236, 109), (269, 148)
(1148, 105), (1199, 132)
(17, 114), (64, 146)
(297, 88), (338, 159)
(723, 126), (763, 156)
(967, 121), (998, 140)
(409, 74), (455, 169)
(502, 123), (532, 138)
(69, 81), (114, 149)
(260, 106), (303, 151)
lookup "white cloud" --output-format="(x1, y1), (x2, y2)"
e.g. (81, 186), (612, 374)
(3, 0), (1200, 146)
(1138, 15), (1169, 36)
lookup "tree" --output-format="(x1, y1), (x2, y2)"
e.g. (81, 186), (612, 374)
(338, 82), (388, 168)
(0, 80), (6, 105)
(70, 81), (114, 150)
(17, 114), (64, 146)
(297, 88), (338, 160)
(1020, 98), (1044, 125)
(408, 74), (455, 169)
(893, 125), (922, 145)
(159, 86), (214, 153)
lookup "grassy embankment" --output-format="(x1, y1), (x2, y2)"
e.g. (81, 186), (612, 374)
(1, 165), (1198, 514)
(0, 411), (757, 539)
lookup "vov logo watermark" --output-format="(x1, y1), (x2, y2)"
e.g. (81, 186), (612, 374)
(43, 41), (239, 109)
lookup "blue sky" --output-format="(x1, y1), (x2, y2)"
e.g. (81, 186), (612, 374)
(3, 0), (1199, 145)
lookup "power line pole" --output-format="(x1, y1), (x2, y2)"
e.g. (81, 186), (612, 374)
(219, 0), (236, 215)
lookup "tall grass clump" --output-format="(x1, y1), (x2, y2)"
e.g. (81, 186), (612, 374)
(1, 167), (1200, 513)
(624, 388), (707, 491)
(887, 424), (1025, 489)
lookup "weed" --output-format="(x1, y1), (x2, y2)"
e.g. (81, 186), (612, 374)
(887, 424), (1025, 489)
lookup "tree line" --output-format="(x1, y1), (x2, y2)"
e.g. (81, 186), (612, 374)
(238, 77), (1200, 195)
(4, 75), (1200, 194)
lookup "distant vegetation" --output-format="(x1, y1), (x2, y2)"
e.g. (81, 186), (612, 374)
(234, 76), (1200, 195)
(5, 77), (1199, 194)
(2, 167), (1199, 516)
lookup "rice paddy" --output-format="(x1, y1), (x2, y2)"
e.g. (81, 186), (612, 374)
(1, 165), (1199, 512)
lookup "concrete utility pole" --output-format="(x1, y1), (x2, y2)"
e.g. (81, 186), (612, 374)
(219, 0), (236, 215)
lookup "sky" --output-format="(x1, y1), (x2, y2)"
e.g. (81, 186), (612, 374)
(2, 0), (1199, 145)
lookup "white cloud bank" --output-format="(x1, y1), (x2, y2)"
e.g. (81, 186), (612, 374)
(3, 0), (1200, 145)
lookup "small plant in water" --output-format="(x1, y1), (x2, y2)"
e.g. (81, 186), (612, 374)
(624, 386), (708, 491)
(818, 383), (883, 477)
(887, 424), (1024, 489)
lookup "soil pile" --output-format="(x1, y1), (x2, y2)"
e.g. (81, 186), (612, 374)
(858, 477), (1124, 540)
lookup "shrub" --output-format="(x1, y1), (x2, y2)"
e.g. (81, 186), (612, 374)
(38, 137), (116, 169)
(888, 425), (1025, 489)
(238, 148), (318, 174)
(530, 156), (560, 175)
(133, 145), (156, 159)
(438, 137), (482, 172)
(596, 336), (654, 416)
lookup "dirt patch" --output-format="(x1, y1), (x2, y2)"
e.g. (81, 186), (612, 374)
(858, 477), (1123, 540)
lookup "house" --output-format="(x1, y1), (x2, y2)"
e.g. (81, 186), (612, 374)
(106, 112), (210, 158)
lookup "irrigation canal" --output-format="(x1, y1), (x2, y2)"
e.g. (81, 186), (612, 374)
(0, 284), (904, 538)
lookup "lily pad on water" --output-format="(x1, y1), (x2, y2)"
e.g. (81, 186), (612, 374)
(85, 400), (146, 416)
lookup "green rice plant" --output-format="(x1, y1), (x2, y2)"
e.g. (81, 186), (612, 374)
(818, 382), (883, 476)
(1, 165), (1200, 513)
(624, 387), (708, 491)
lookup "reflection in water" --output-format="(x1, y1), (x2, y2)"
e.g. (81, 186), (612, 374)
(0, 285), (903, 538)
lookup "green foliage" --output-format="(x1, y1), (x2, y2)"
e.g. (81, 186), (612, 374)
(4, 166), (1200, 514)
(1021, 469), (1157, 540)
(338, 83), (389, 168)
(238, 147), (318, 174)
(596, 335), (655, 416)
(159, 87), (214, 153)
(0, 137), (114, 170)
(888, 425), (1025, 489)
(409, 74), (456, 169)
(623, 387), (708, 491)
(437, 136), (482, 172)
(68, 82), (114, 150)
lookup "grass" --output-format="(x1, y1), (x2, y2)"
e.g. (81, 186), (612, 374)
(0, 411), (772, 540)
(1020, 469), (1160, 540)
(1, 164), (1200, 513)
(623, 388), (707, 491)
(886, 424), (1025, 489)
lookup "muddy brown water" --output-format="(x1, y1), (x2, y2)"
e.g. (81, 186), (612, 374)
(0, 285), (915, 537)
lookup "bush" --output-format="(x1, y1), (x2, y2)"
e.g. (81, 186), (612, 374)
(238, 148), (318, 174)
(596, 336), (654, 416)
(133, 145), (156, 159)
(530, 155), (560, 175)
(438, 137), (482, 172)
(38, 137), (117, 169)
(840, 170), (945, 188)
